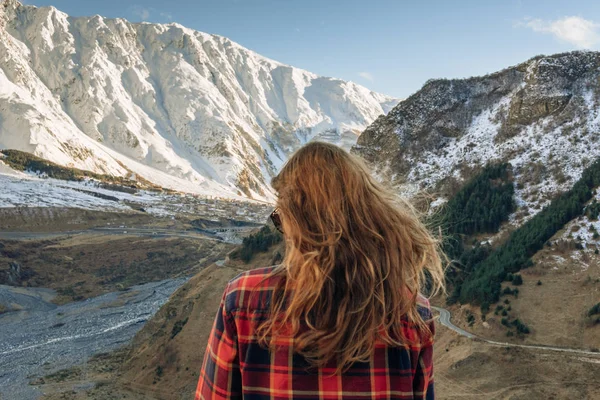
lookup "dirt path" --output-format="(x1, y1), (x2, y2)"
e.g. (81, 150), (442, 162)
(0, 227), (217, 240)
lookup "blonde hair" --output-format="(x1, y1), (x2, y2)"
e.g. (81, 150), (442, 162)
(257, 142), (446, 373)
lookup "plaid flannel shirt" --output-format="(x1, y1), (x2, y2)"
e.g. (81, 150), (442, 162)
(196, 267), (435, 400)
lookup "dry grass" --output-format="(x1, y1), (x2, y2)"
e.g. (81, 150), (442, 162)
(0, 207), (156, 232)
(0, 233), (235, 303)
(434, 324), (600, 399)
(443, 245), (600, 351)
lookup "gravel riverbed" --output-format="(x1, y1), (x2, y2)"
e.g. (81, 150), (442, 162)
(0, 278), (187, 400)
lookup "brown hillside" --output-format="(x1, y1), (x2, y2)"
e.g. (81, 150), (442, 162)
(118, 263), (244, 399)
(116, 244), (284, 399)
(439, 239), (600, 351)
(434, 324), (600, 399)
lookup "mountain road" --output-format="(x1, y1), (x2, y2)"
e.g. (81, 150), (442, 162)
(431, 306), (600, 357)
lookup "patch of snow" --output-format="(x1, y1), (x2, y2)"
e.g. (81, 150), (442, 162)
(396, 87), (600, 229)
(0, 171), (273, 221)
(552, 255), (566, 264)
(0, 174), (132, 211)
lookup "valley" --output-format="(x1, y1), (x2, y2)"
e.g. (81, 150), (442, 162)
(26, 247), (600, 400)
(1, 1), (600, 399)
(0, 175), (271, 399)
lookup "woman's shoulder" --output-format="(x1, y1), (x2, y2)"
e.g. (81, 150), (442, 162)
(227, 265), (283, 290)
(223, 265), (284, 312)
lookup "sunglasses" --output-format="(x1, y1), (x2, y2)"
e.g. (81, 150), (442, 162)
(269, 208), (283, 233)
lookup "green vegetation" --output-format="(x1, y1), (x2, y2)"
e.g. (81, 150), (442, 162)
(512, 318), (531, 334)
(230, 225), (283, 263)
(439, 157), (600, 306)
(441, 163), (515, 235)
(56, 286), (84, 302)
(466, 312), (475, 326)
(585, 199), (600, 220)
(588, 303), (600, 325)
(480, 301), (490, 315)
(505, 272), (523, 285)
(501, 317), (530, 335)
(43, 367), (81, 383)
(0, 149), (155, 190)
(457, 157), (600, 304)
(439, 163), (515, 304)
(171, 317), (189, 339)
(152, 365), (164, 384)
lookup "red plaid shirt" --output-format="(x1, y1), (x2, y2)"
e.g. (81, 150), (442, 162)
(196, 267), (435, 400)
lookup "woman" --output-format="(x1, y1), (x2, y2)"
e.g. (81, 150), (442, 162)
(196, 142), (446, 399)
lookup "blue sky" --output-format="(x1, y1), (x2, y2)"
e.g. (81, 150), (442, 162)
(21, 0), (600, 99)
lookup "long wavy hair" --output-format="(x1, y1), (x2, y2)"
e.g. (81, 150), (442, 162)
(256, 141), (446, 373)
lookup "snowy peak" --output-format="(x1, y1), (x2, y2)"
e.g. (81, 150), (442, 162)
(0, 0), (398, 199)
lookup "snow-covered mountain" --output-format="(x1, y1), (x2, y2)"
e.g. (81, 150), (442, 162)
(354, 51), (600, 226)
(0, 0), (398, 199)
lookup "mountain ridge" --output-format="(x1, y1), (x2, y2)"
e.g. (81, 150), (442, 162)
(0, 0), (398, 199)
(353, 50), (600, 224)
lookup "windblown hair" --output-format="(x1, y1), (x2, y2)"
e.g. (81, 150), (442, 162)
(257, 142), (446, 373)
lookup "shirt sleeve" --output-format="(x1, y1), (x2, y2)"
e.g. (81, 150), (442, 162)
(195, 283), (243, 400)
(413, 317), (435, 400)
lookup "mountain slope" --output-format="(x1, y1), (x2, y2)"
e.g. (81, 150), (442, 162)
(354, 51), (600, 224)
(352, 49), (600, 358)
(0, 0), (398, 199)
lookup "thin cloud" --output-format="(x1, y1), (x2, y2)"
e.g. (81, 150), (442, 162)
(358, 72), (374, 82)
(130, 5), (151, 21)
(160, 12), (173, 21)
(130, 6), (174, 22)
(520, 16), (600, 49)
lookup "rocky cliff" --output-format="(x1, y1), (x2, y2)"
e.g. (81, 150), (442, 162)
(354, 51), (600, 225)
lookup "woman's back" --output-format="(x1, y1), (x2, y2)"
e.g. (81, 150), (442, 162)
(195, 142), (444, 399)
(195, 267), (435, 400)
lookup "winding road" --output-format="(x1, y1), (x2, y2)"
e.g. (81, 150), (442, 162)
(431, 306), (600, 357)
